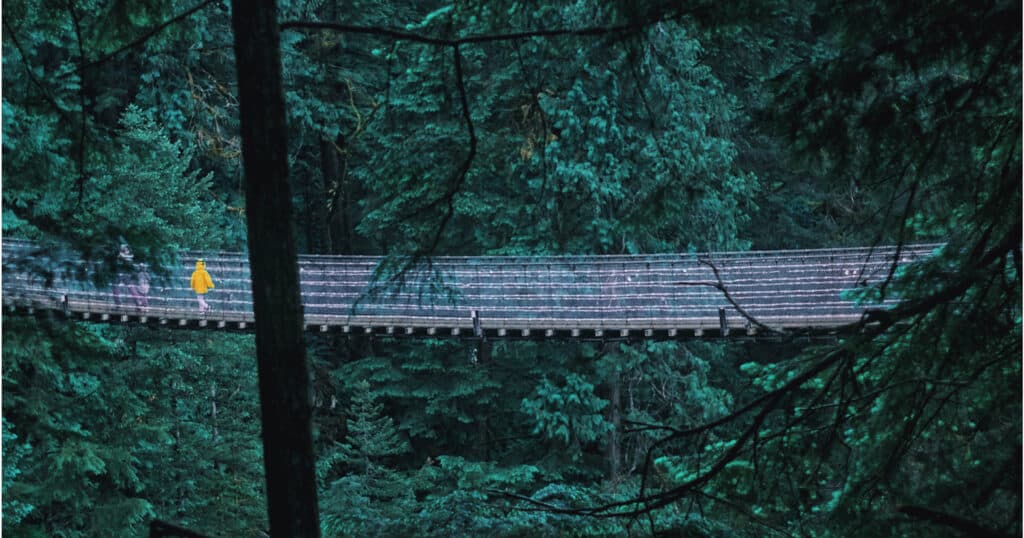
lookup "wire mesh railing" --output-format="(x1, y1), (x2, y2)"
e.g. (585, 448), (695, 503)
(1, 238), (941, 334)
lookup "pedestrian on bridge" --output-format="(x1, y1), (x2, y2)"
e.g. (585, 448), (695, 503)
(190, 259), (215, 314)
(130, 265), (150, 308)
(113, 243), (134, 307)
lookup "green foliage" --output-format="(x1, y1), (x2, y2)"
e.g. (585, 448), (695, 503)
(79, 105), (232, 253)
(2, 319), (156, 537)
(339, 379), (411, 471)
(347, 1), (756, 256)
(2, 319), (266, 537)
(3, 0), (1020, 536)
(2, 419), (35, 527)
(3, 0), (244, 257)
(318, 378), (415, 536)
(521, 373), (611, 450)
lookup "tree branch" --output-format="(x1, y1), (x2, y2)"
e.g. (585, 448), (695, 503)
(280, 19), (651, 48)
(525, 348), (852, 519)
(419, 43), (476, 256)
(681, 257), (786, 335)
(77, 0), (220, 73)
(897, 505), (1013, 538)
(2, 19), (75, 124)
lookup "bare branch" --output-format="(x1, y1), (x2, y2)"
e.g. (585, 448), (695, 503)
(561, 348), (851, 519)
(897, 505), (1013, 538)
(77, 0), (220, 73)
(419, 43), (476, 256)
(280, 19), (654, 48)
(677, 257), (786, 335)
(698, 491), (796, 537)
(2, 19), (75, 124)
(622, 419), (682, 435)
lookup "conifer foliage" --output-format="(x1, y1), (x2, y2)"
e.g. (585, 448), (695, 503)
(1, 0), (1019, 536)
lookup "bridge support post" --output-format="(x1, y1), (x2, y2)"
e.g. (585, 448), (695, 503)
(719, 307), (729, 337)
(472, 310), (482, 338)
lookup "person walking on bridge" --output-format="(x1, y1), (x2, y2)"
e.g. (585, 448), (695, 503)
(130, 265), (150, 308)
(113, 243), (134, 307)
(190, 259), (215, 314)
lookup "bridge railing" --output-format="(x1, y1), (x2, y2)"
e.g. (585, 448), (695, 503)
(1, 238), (942, 332)
(291, 244), (939, 329)
(1, 242), (255, 322)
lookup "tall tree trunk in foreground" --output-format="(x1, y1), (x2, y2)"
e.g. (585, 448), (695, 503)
(230, 1), (321, 536)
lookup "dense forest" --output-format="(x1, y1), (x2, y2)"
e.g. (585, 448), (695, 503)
(2, 0), (1020, 536)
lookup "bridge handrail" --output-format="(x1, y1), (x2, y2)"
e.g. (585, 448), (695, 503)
(2, 238), (941, 334)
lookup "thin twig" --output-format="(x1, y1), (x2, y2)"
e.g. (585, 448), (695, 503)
(282, 18), (659, 48)
(682, 257), (786, 335)
(420, 43), (476, 256)
(75, 0), (220, 73)
(2, 19), (75, 124)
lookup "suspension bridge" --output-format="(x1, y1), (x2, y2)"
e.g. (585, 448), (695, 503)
(1, 238), (939, 340)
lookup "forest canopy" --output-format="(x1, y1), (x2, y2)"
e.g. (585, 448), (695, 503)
(2, 0), (1020, 536)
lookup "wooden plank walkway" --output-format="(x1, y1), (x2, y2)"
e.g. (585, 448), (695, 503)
(1, 238), (939, 340)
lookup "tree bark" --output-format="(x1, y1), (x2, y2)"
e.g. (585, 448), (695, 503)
(606, 371), (621, 481)
(230, 1), (320, 536)
(294, 140), (331, 255)
(326, 133), (360, 255)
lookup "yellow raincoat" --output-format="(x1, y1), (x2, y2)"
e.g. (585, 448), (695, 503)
(190, 260), (215, 294)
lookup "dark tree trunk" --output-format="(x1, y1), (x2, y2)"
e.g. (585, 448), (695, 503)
(303, 144), (331, 255)
(606, 372), (621, 481)
(230, 1), (320, 536)
(326, 133), (360, 254)
(318, 137), (340, 253)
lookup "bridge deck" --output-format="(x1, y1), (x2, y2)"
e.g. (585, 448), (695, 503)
(1, 239), (939, 339)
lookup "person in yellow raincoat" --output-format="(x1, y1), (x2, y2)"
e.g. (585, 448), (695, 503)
(190, 259), (215, 313)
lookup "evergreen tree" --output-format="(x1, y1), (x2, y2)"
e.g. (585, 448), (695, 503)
(339, 379), (410, 472)
(1, 318), (267, 537)
(318, 380), (414, 535)
(2, 0), (1018, 536)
